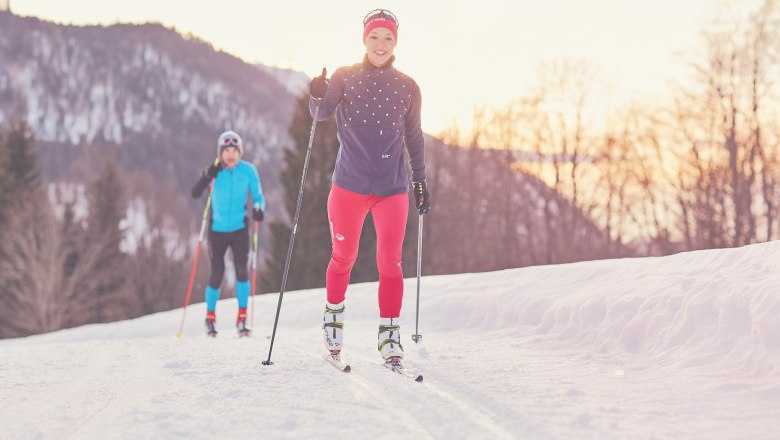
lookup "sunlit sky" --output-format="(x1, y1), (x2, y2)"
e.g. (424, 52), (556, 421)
(10, 0), (765, 135)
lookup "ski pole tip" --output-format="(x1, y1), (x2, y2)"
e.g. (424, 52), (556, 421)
(261, 360), (274, 366)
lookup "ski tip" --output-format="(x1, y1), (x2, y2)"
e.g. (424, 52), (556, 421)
(415, 375), (424, 382)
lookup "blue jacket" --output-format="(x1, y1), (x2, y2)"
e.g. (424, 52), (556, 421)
(209, 161), (265, 233)
(310, 56), (426, 197)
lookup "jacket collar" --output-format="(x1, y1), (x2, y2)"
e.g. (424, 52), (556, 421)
(362, 54), (395, 71)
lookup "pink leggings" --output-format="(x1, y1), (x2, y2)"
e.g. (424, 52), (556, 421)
(326, 184), (409, 318)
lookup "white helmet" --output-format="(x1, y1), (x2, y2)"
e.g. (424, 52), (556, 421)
(217, 130), (244, 156)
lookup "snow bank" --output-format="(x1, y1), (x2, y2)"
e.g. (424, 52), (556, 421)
(3, 241), (780, 439)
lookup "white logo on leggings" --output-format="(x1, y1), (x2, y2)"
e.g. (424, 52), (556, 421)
(335, 233), (345, 241)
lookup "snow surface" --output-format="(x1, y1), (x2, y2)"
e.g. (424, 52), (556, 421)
(2, 241), (780, 439)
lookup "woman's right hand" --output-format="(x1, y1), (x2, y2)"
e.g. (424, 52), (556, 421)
(310, 67), (329, 99)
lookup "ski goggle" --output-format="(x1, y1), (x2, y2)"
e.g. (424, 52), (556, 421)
(363, 9), (399, 28)
(220, 136), (240, 147)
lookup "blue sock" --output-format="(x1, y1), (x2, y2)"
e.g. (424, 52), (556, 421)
(236, 280), (250, 309)
(205, 286), (220, 312)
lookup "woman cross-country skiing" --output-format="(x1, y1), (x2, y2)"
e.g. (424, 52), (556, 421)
(308, 9), (431, 365)
(191, 130), (266, 337)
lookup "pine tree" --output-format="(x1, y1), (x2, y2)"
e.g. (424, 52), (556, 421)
(60, 201), (84, 279)
(85, 155), (127, 323)
(261, 93), (387, 293)
(0, 120), (39, 223)
(0, 130), (10, 224)
(4, 120), (39, 189)
(260, 95), (339, 292)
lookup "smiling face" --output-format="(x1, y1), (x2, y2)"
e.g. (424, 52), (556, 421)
(364, 27), (397, 68)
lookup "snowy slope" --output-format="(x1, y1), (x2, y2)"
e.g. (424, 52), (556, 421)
(2, 242), (780, 439)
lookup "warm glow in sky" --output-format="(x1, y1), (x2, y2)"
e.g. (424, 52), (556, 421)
(9, 0), (765, 135)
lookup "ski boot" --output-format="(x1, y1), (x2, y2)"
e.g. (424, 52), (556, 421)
(323, 302), (344, 355)
(236, 308), (251, 337)
(378, 317), (404, 362)
(205, 311), (217, 338)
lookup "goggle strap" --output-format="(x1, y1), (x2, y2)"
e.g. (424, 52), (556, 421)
(363, 9), (399, 27)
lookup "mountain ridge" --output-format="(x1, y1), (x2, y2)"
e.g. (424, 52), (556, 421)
(0, 11), (304, 213)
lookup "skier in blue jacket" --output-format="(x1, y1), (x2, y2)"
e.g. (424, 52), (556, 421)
(191, 130), (265, 337)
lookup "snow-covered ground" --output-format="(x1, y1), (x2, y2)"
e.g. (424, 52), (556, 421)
(2, 242), (780, 439)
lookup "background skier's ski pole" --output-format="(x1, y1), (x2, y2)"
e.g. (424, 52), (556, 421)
(412, 213), (424, 343)
(263, 68), (326, 365)
(176, 180), (214, 338)
(249, 220), (259, 328)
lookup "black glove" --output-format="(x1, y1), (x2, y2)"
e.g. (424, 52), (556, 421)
(203, 159), (223, 179)
(413, 181), (431, 215)
(252, 207), (265, 222)
(310, 67), (328, 99)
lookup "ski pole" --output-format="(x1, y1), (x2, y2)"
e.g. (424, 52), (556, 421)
(176, 180), (214, 338)
(412, 213), (424, 343)
(249, 220), (259, 329)
(263, 69), (326, 365)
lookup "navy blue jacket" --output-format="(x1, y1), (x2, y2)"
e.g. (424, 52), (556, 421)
(310, 56), (426, 197)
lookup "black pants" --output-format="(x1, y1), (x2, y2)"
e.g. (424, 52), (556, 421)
(208, 227), (249, 289)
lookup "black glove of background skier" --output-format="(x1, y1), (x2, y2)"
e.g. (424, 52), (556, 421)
(310, 67), (328, 99)
(203, 158), (223, 179)
(191, 158), (222, 198)
(252, 207), (265, 222)
(413, 181), (431, 215)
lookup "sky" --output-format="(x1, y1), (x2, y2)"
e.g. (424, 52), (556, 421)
(2, 240), (780, 438)
(9, 0), (766, 136)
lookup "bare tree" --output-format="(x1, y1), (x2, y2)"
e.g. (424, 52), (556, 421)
(665, 0), (780, 249)
(0, 190), (117, 336)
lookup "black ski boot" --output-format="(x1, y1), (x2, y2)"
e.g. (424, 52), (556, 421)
(237, 320), (251, 337)
(205, 319), (217, 337)
(206, 311), (217, 337)
(237, 308), (251, 337)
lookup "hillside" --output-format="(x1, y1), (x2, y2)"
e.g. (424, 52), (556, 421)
(2, 242), (778, 438)
(0, 11), (305, 215)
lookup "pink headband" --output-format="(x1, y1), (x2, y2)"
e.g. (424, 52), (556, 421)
(363, 14), (398, 42)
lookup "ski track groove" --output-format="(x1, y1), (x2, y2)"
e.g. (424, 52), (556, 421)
(307, 348), (438, 439)
(422, 381), (520, 440)
(34, 342), (130, 438)
(344, 348), (519, 439)
(65, 342), (154, 438)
